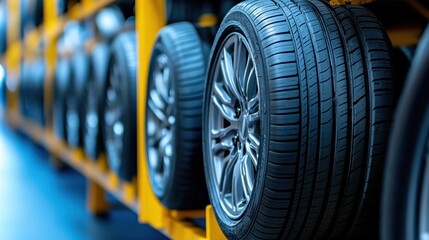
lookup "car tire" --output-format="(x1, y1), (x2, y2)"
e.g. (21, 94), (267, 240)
(145, 22), (209, 210)
(382, 27), (429, 240)
(66, 50), (90, 148)
(83, 43), (110, 160)
(328, 5), (396, 238)
(103, 32), (137, 181)
(202, 1), (396, 239)
(53, 57), (71, 140)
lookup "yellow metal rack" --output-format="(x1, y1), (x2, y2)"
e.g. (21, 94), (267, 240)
(3, 0), (226, 239)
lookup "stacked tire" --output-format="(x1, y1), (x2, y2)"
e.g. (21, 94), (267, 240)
(102, 31), (138, 181)
(82, 7), (124, 162)
(53, 56), (71, 141)
(145, 22), (210, 209)
(382, 27), (429, 240)
(202, 0), (397, 239)
(20, 59), (45, 126)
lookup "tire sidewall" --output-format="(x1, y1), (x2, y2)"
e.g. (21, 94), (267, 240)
(203, 8), (270, 239)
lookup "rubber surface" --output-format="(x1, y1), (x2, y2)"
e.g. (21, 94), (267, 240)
(53, 57), (71, 141)
(146, 22), (209, 210)
(0, 3), (7, 54)
(67, 50), (90, 148)
(382, 26), (429, 240)
(20, 59), (45, 126)
(103, 31), (137, 181)
(83, 43), (110, 160)
(203, 1), (396, 239)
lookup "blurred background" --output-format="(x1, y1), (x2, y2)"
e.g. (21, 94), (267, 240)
(0, 0), (428, 239)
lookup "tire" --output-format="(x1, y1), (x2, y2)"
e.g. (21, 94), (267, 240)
(329, 5), (396, 238)
(20, 59), (45, 125)
(83, 43), (110, 160)
(165, 0), (201, 24)
(53, 57), (71, 141)
(382, 27), (429, 240)
(66, 50), (90, 148)
(0, 65), (6, 107)
(103, 32), (137, 181)
(0, 3), (7, 54)
(56, 0), (67, 15)
(31, 58), (45, 126)
(202, 1), (395, 239)
(145, 22), (209, 210)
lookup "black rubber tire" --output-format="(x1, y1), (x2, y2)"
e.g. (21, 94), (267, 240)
(83, 43), (110, 160)
(202, 1), (396, 239)
(0, 65), (6, 107)
(66, 50), (90, 148)
(31, 58), (45, 126)
(53, 57), (71, 141)
(0, 3), (7, 54)
(33, 0), (44, 27)
(103, 32), (137, 181)
(56, 0), (68, 15)
(145, 22), (209, 210)
(20, 59), (45, 125)
(329, 5), (396, 238)
(381, 27), (429, 240)
(165, 0), (202, 24)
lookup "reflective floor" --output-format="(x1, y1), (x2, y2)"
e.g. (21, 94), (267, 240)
(0, 116), (168, 240)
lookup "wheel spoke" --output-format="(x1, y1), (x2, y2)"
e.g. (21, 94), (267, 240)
(241, 154), (255, 201)
(248, 132), (260, 149)
(232, 159), (245, 210)
(248, 95), (259, 112)
(248, 110), (261, 123)
(211, 126), (234, 139)
(219, 152), (238, 195)
(148, 98), (167, 122)
(212, 94), (237, 122)
(221, 48), (243, 102)
(214, 82), (233, 106)
(149, 89), (166, 110)
(233, 36), (246, 98)
(157, 131), (172, 172)
(245, 141), (258, 168)
(154, 70), (169, 104)
(212, 138), (234, 156)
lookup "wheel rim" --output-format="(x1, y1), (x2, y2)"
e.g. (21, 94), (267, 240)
(420, 138), (429, 240)
(146, 53), (175, 195)
(208, 32), (261, 219)
(105, 64), (124, 172)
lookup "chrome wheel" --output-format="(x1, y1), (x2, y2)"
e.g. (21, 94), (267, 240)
(105, 64), (124, 172)
(208, 32), (260, 219)
(146, 53), (175, 195)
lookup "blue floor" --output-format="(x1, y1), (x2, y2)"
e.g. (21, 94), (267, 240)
(0, 116), (168, 240)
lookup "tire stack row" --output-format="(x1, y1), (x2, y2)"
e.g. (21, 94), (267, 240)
(19, 59), (45, 126)
(52, 5), (138, 182)
(144, 0), (399, 239)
